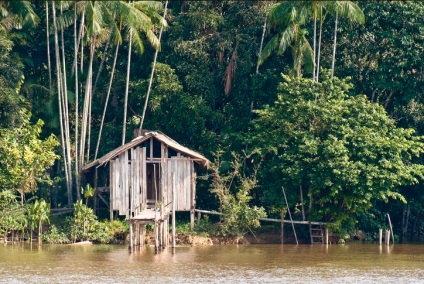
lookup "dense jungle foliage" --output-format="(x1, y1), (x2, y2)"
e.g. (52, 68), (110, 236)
(0, 1), (423, 242)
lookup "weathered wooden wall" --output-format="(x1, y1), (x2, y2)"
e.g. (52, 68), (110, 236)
(110, 147), (147, 218)
(110, 145), (195, 218)
(167, 157), (193, 211)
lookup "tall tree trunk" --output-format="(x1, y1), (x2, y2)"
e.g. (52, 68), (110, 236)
(139, 0), (169, 131)
(92, 36), (111, 97)
(79, 42), (95, 176)
(71, 10), (85, 77)
(95, 43), (120, 160)
(256, 1), (270, 75)
(331, 11), (338, 79)
(45, 1), (52, 93)
(80, 20), (84, 74)
(52, 2), (72, 207)
(316, 9), (323, 83)
(300, 185), (305, 221)
(74, 2), (80, 200)
(86, 90), (92, 163)
(313, 12), (316, 82)
(122, 28), (132, 144)
(60, 3), (73, 202)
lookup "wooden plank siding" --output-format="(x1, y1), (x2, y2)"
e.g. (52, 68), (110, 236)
(110, 145), (197, 219)
(166, 156), (192, 211)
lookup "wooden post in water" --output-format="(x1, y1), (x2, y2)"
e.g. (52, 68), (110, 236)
(325, 227), (329, 245)
(172, 173), (176, 253)
(129, 221), (133, 251)
(135, 222), (139, 248)
(385, 230), (390, 246)
(379, 229), (382, 245)
(141, 224), (146, 248)
(155, 211), (159, 254)
(280, 209), (284, 244)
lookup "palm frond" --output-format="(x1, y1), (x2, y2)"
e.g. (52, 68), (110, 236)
(278, 25), (295, 55)
(301, 36), (314, 74)
(258, 34), (280, 66)
(333, 1), (365, 24)
(129, 28), (145, 55)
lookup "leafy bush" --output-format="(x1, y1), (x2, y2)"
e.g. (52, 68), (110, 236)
(208, 153), (267, 237)
(102, 219), (129, 243)
(43, 225), (70, 244)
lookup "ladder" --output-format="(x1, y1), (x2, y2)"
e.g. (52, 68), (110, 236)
(309, 223), (324, 244)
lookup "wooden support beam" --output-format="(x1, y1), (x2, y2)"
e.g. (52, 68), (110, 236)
(194, 209), (332, 226)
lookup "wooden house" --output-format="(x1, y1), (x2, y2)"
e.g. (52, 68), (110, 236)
(82, 130), (210, 251)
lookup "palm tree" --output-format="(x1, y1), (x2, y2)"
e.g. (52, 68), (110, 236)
(139, 0), (169, 131)
(0, 0), (39, 31)
(258, 2), (313, 77)
(114, 0), (164, 144)
(329, 1), (365, 78)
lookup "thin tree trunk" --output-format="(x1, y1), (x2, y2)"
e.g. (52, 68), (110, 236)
(95, 43), (120, 160)
(87, 89), (92, 163)
(38, 219), (42, 245)
(313, 12), (316, 82)
(81, 19), (84, 73)
(123, 28), (132, 144)
(52, 2), (72, 207)
(92, 36), (111, 97)
(300, 185), (305, 221)
(256, 1), (270, 75)
(71, 10), (85, 77)
(60, 3), (73, 201)
(45, 1), (52, 93)
(316, 9), (323, 83)
(331, 11), (338, 79)
(74, 2), (80, 200)
(139, 0), (169, 131)
(79, 42), (95, 175)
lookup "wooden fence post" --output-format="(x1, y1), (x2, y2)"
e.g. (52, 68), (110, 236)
(280, 209), (284, 244)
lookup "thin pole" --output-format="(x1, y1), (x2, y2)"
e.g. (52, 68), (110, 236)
(282, 186), (298, 245)
(280, 209), (284, 244)
(387, 213), (395, 245)
(172, 172), (176, 252)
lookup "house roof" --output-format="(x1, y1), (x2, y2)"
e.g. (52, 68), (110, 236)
(82, 131), (210, 171)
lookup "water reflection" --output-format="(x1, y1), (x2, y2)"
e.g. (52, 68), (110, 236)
(1, 243), (423, 283)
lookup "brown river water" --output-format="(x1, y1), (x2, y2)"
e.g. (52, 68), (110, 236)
(1, 243), (423, 283)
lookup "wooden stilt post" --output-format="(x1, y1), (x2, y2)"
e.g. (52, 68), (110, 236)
(197, 211), (201, 226)
(190, 210), (195, 231)
(385, 230), (390, 246)
(141, 224), (146, 248)
(379, 228), (382, 245)
(129, 221), (133, 251)
(155, 221), (159, 253)
(172, 173), (176, 253)
(325, 227), (329, 245)
(280, 209), (284, 244)
(135, 222), (139, 247)
(164, 218), (169, 248)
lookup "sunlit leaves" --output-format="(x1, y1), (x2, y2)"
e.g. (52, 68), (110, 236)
(252, 74), (424, 225)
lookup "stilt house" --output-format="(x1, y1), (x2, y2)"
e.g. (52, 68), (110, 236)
(82, 130), (210, 249)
